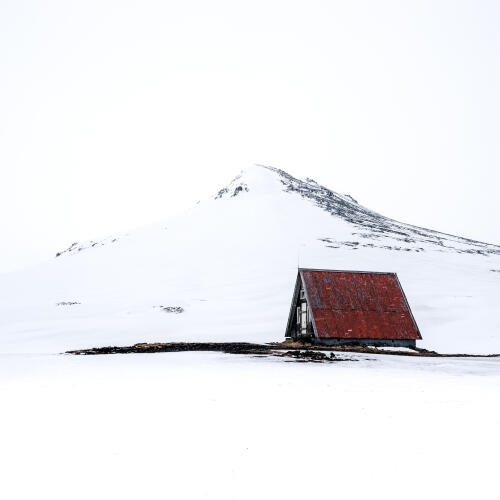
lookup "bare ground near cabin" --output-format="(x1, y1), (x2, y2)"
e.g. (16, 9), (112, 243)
(65, 339), (500, 361)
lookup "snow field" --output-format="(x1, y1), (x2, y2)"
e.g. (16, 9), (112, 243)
(1, 351), (499, 500)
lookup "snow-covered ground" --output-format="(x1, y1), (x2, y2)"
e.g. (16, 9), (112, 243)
(1, 351), (499, 500)
(1, 164), (499, 355)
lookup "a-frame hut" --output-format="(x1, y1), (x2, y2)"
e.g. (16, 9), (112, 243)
(285, 268), (421, 347)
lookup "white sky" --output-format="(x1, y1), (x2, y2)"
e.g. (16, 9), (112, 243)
(1, 0), (499, 272)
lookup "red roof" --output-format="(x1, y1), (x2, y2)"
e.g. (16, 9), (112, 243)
(301, 270), (421, 340)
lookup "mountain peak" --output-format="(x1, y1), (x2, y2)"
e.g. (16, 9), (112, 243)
(214, 164), (358, 210)
(213, 164), (286, 199)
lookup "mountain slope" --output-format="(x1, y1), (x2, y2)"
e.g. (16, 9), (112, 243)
(1, 165), (499, 354)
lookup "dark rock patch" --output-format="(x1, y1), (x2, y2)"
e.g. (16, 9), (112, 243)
(155, 306), (184, 314)
(65, 341), (499, 359)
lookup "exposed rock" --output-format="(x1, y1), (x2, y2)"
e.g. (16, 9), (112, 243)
(214, 174), (249, 199)
(155, 306), (184, 314)
(55, 237), (120, 258)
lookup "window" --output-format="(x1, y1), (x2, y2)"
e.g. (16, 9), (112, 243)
(301, 302), (307, 331)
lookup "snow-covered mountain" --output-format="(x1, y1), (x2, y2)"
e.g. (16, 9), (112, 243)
(1, 164), (499, 354)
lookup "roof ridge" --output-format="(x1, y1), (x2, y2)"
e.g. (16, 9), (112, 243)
(299, 268), (396, 275)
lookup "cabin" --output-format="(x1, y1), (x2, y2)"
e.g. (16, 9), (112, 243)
(285, 268), (421, 347)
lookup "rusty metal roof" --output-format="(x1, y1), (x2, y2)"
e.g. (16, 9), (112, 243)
(300, 269), (421, 340)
